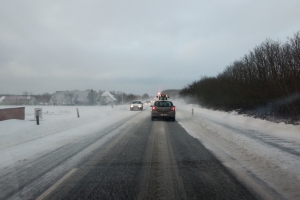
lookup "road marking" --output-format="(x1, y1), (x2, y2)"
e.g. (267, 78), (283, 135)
(36, 168), (77, 200)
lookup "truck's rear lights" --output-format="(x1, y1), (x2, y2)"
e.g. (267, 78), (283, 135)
(152, 106), (157, 111)
(170, 106), (175, 111)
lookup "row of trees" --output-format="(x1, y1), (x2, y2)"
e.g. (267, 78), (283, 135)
(109, 91), (150, 104)
(0, 93), (52, 106)
(50, 90), (150, 106)
(56, 90), (98, 105)
(1, 91), (149, 106)
(180, 31), (300, 120)
(161, 89), (180, 99)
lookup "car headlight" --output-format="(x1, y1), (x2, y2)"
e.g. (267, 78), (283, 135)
(130, 105), (133, 107)
(138, 105), (141, 107)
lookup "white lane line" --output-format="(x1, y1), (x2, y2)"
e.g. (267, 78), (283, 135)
(36, 168), (77, 200)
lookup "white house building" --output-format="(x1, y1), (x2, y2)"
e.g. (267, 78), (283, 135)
(100, 91), (116, 105)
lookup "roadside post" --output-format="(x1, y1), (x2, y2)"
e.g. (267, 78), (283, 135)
(34, 108), (42, 120)
(35, 110), (39, 125)
(34, 108), (42, 125)
(76, 108), (80, 118)
(192, 108), (194, 116)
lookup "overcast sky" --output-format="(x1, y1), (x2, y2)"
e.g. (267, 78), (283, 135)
(1, 0), (300, 96)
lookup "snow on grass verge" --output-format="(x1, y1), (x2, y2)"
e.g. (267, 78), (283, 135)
(0, 105), (133, 169)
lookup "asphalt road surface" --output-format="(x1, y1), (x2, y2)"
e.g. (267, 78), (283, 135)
(2, 109), (257, 200)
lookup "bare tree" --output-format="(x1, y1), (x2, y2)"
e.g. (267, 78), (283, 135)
(87, 89), (98, 105)
(142, 93), (149, 100)
(51, 96), (58, 105)
(180, 31), (300, 121)
(64, 93), (74, 105)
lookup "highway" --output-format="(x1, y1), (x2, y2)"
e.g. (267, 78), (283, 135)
(2, 104), (299, 199)
(1, 108), (257, 200)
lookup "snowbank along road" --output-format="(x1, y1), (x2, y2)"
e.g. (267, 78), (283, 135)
(0, 103), (299, 199)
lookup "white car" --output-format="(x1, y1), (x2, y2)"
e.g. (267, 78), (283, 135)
(130, 100), (143, 111)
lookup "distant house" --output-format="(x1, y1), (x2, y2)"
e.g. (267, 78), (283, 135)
(0, 96), (5, 104)
(0, 95), (36, 105)
(100, 91), (116, 105)
(50, 90), (90, 105)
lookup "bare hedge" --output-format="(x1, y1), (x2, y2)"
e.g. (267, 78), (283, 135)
(180, 31), (300, 121)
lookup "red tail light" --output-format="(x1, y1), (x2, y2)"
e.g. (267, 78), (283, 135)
(152, 106), (157, 111)
(170, 106), (175, 111)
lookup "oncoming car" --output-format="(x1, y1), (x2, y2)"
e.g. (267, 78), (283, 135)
(144, 100), (151, 105)
(130, 100), (143, 111)
(151, 100), (175, 121)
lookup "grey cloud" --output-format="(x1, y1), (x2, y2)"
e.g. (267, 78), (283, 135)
(1, 0), (300, 95)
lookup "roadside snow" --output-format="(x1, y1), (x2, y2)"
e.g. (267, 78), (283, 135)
(174, 100), (300, 200)
(0, 105), (132, 170)
(1, 103), (300, 199)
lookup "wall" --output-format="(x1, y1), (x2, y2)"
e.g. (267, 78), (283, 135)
(0, 107), (25, 121)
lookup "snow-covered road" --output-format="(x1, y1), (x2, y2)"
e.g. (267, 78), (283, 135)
(0, 103), (299, 199)
(177, 102), (300, 200)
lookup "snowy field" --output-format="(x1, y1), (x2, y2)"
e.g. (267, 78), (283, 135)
(0, 105), (128, 148)
(1, 102), (300, 199)
(0, 105), (132, 169)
